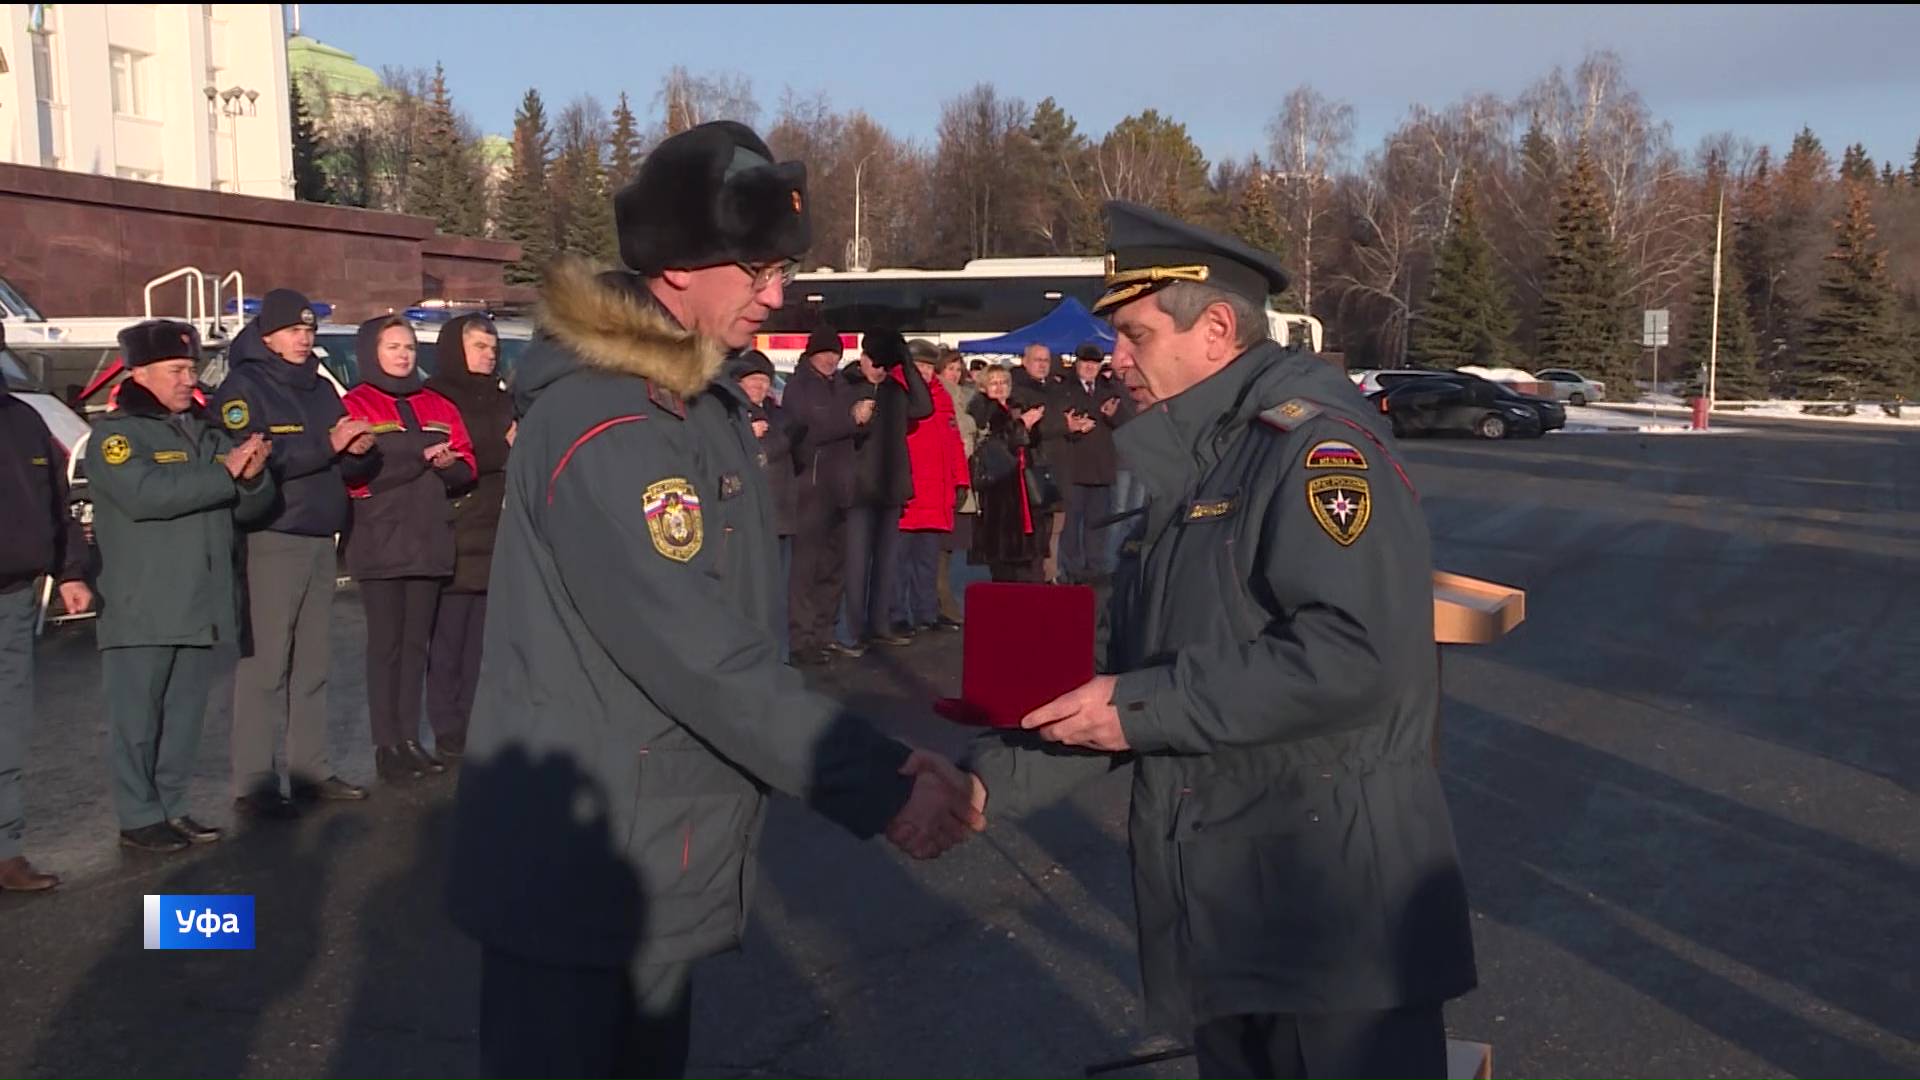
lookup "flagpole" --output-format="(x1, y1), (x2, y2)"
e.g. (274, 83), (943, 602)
(1708, 185), (1724, 407)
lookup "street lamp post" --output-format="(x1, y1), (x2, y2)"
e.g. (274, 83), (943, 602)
(851, 151), (876, 270)
(208, 85), (257, 193)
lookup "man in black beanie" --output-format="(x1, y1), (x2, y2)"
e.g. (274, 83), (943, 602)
(87, 320), (277, 853)
(218, 288), (375, 819)
(446, 120), (980, 1079)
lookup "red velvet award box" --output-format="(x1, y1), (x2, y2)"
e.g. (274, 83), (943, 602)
(934, 583), (1096, 728)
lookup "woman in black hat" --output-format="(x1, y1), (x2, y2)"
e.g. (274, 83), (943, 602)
(340, 317), (475, 782)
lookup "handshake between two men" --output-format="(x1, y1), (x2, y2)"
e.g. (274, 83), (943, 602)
(876, 673), (1129, 860)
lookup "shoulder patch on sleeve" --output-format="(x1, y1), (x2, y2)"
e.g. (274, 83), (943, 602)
(1307, 475), (1371, 546)
(1304, 438), (1368, 470)
(1257, 398), (1323, 432)
(100, 434), (133, 466)
(221, 399), (250, 431)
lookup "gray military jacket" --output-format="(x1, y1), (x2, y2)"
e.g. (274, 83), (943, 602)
(446, 261), (915, 970)
(971, 342), (1476, 1032)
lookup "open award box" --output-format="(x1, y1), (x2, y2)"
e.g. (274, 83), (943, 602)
(934, 574), (1526, 728)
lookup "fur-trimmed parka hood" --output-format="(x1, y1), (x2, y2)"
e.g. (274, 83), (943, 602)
(518, 258), (726, 411)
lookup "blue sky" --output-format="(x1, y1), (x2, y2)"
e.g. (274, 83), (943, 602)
(300, 4), (1920, 171)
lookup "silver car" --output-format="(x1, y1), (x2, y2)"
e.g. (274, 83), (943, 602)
(1533, 368), (1607, 406)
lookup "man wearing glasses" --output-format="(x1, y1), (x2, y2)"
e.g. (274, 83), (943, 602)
(447, 121), (980, 1078)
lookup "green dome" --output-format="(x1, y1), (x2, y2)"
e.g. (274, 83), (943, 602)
(287, 34), (383, 99)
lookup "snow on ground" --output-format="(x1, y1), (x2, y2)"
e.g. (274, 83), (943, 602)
(1593, 400), (1920, 428)
(1558, 405), (1732, 435)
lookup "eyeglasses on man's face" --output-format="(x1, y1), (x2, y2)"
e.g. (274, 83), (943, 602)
(735, 259), (800, 290)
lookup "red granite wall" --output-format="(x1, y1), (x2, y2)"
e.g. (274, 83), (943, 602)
(0, 163), (519, 324)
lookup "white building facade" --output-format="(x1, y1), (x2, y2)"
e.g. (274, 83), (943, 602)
(0, 3), (293, 198)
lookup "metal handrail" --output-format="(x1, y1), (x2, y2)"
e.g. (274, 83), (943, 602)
(142, 266), (205, 327)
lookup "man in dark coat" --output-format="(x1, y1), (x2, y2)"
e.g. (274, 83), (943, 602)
(0, 339), (93, 890)
(424, 313), (514, 759)
(780, 327), (865, 664)
(726, 349), (798, 661)
(445, 121), (980, 1080)
(966, 203), (1476, 1079)
(87, 321), (278, 853)
(219, 288), (375, 816)
(841, 331), (932, 651)
(1054, 341), (1131, 583)
(1011, 342), (1068, 581)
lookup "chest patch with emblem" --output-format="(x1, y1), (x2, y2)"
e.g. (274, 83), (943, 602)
(221, 400), (249, 430)
(1305, 439), (1367, 470)
(643, 478), (704, 562)
(1308, 475), (1371, 546)
(101, 434), (133, 465)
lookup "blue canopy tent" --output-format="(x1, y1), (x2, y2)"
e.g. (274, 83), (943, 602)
(957, 296), (1116, 356)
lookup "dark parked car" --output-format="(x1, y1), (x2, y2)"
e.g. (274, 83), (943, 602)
(1376, 373), (1562, 439)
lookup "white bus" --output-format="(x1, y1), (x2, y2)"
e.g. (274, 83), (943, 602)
(751, 256), (1322, 371)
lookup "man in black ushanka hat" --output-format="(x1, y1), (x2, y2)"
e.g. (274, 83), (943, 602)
(445, 121), (981, 1079)
(967, 202), (1479, 1079)
(87, 320), (276, 854)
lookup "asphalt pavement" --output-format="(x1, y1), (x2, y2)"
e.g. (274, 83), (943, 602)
(2, 420), (1915, 1078)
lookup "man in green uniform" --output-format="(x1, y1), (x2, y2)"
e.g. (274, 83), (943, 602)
(86, 321), (276, 852)
(968, 202), (1477, 1078)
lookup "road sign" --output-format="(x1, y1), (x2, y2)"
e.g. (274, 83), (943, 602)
(1643, 309), (1670, 348)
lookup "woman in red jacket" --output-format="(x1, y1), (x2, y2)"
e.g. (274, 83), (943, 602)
(895, 339), (969, 632)
(341, 316), (475, 783)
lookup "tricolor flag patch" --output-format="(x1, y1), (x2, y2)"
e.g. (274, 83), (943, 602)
(1304, 439), (1367, 471)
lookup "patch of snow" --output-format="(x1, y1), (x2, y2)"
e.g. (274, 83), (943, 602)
(1593, 400), (1920, 428)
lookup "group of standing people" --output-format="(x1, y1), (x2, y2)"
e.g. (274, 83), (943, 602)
(0, 287), (520, 872)
(769, 329), (1133, 665)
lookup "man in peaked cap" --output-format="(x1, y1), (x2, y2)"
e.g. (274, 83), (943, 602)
(965, 202), (1478, 1078)
(445, 121), (980, 1078)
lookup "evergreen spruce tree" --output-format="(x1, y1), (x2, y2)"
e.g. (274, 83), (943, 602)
(404, 64), (477, 235)
(499, 89), (555, 285)
(608, 92), (644, 192)
(1803, 181), (1904, 399)
(289, 78), (328, 202)
(1407, 177), (1517, 369)
(1535, 143), (1636, 389)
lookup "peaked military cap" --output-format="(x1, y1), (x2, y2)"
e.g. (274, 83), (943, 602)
(1092, 201), (1292, 315)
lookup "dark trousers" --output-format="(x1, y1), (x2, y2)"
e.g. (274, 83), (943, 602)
(842, 503), (902, 642)
(231, 531), (337, 797)
(479, 947), (693, 1079)
(1194, 1004), (1447, 1079)
(100, 645), (214, 830)
(427, 590), (487, 743)
(1060, 483), (1113, 581)
(360, 578), (441, 749)
(0, 587), (36, 858)
(788, 497), (845, 652)
(896, 531), (943, 627)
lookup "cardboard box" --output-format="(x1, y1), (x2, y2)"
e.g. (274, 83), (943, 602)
(1448, 1038), (1494, 1079)
(1434, 571), (1526, 644)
